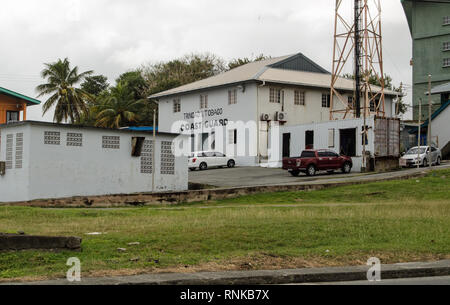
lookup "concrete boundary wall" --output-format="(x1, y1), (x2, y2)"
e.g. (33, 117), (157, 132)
(0, 170), (428, 208)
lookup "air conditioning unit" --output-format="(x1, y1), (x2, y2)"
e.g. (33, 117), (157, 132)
(260, 113), (271, 121)
(276, 112), (287, 122)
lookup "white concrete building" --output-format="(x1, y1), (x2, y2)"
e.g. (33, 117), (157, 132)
(151, 53), (400, 166)
(0, 121), (188, 203)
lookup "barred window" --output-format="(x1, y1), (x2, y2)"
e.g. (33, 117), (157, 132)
(228, 89), (237, 105)
(444, 58), (450, 68)
(321, 94), (331, 108)
(173, 99), (181, 113)
(348, 96), (354, 110)
(443, 42), (450, 51)
(228, 129), (237, 145)
(444, 16), (450, 25)
(200, 95), (208, 109)
(294, 91), (305, 106)
(269, 88), (282, 103)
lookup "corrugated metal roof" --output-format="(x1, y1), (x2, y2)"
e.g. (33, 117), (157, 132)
(149, 52), (399, 99)
(431, 82), (450, 95)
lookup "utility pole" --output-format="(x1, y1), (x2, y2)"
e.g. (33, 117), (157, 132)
(427, 75), (432, 169)
(417, 98), (422, 169)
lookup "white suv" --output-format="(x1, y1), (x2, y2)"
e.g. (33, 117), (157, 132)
(189, 152), (236, 171)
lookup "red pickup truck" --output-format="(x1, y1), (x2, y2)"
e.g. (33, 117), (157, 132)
(282, 149), (353, 177)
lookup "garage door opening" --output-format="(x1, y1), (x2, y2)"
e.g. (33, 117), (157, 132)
(340, 128), (356, 157)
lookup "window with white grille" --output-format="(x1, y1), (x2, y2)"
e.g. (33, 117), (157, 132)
(102, 136), (120, 149)
(228, 89), (237, 105)
(270, 88), (282, 103)
(322, 94), (331, 108)
(444, 16), (450, 25)
(140, 140), (153, 174)
(200, 95), (208, 109)
(44, 131), (60, 145)
(160, 141), (175, 175)
(444, 58), (450, 68)
(173, 99), (181, 113)
(67, 133), (83, 147)
(15, 133), (23, 169)
(6, 134), (13, 170)
(294, 91), (305, 106)
(443, 42), (450, 51)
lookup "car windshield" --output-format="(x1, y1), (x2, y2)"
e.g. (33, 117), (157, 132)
(406, 148), (427, 155)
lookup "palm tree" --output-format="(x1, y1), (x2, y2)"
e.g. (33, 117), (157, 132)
(36, 58), (93, 123)
(94, 82), (146, 129)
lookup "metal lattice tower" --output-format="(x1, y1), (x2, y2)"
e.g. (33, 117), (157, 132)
(330, 0), (386, 120)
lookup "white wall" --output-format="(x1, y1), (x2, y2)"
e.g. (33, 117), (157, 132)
(275, 118), (376, 171)
(0, 123), (188, 202)
(431, 105), (450, 151)
(158, 84), (259, 166)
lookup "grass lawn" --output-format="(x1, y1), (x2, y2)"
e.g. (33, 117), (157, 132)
(0, 169), (449, 282)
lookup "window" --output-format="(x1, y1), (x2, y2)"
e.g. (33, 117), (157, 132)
(294, 91), (305, 106)
(228, 129), (237, 145)
(161, 141), (175, 175)
(348, 96), (354, 110)
(444, 16), (450, 26)
(44, 131), (61, 145)
(328, 129), (335, 148)
(102, 136), (120, 149)
(6, 111), (19, 123)
(300, 151), (315, 158)
(270, 88), (282, 103)
(173, 99), (181, 113)
(200, 95), (208, 109)
(370, 99), (380, 112)
(228, 89), (237, 105)
(321, 94), (331, 108)
(444, 58), (450, 68)
(67, 133), (83, 147)
(444, 42), (450, 51)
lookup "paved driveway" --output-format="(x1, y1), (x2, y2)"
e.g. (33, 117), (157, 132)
(189, 163), (450, 188)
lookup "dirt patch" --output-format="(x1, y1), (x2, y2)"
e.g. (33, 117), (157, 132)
(3, 252), (449, 283)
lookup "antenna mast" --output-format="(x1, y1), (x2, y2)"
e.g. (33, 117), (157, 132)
(330, 0), (386, 120)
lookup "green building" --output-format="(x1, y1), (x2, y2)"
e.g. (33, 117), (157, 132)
(402, 0), (450, 120)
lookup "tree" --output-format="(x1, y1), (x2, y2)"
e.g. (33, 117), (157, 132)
(227, 54), (270, 70)
(36, 58), (93, 123)
(343, 72), (407, 115)
(142, 53), (226, 96)
(81, 75), (109, 96)
(116, 70), (148, 100)
(94, 82), (146, 128)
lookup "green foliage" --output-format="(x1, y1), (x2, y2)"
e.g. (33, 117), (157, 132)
(36, 58), (93, 123)
(142, 53), (226, 96)
(94, 82), (146, 128)
(81, 75), (110, 96)
(116, 70), (148, 100)
(227, 54), (270, 70)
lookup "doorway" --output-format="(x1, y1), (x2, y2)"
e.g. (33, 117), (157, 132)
(282, 133), (291, 158)
(305, 130), (314, 150)
(339, 128), (356, 156)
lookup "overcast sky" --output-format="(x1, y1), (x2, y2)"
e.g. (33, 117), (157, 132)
(0, 0), (413, 121)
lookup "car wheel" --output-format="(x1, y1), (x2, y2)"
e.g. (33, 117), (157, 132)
(199, 162), (208, 171)
(422, 158), (428, 168)
(306, 165), (316, 176)
(437, 157), (441, 166)
(290, 170), (300, 177)
(342, 162), (352, 174)
(227, 160), (235, 168)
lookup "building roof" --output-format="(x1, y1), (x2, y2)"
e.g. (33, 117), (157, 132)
(0, 121), (180, 137)
(0, 87), (41, 106)
(431, 82), (450, 95)
(149, 53), (399, 99)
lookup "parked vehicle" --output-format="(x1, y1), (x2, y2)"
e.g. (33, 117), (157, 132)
(400, 146), (442, 168)
(282, 149), (353, 177)
(189, 152), (236, 171)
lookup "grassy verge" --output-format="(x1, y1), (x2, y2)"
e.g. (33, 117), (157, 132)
(0, 169), (449, 281)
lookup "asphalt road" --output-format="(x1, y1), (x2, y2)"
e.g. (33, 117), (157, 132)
(189, 162), (450, 188)
(299, 276), (450, 285)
